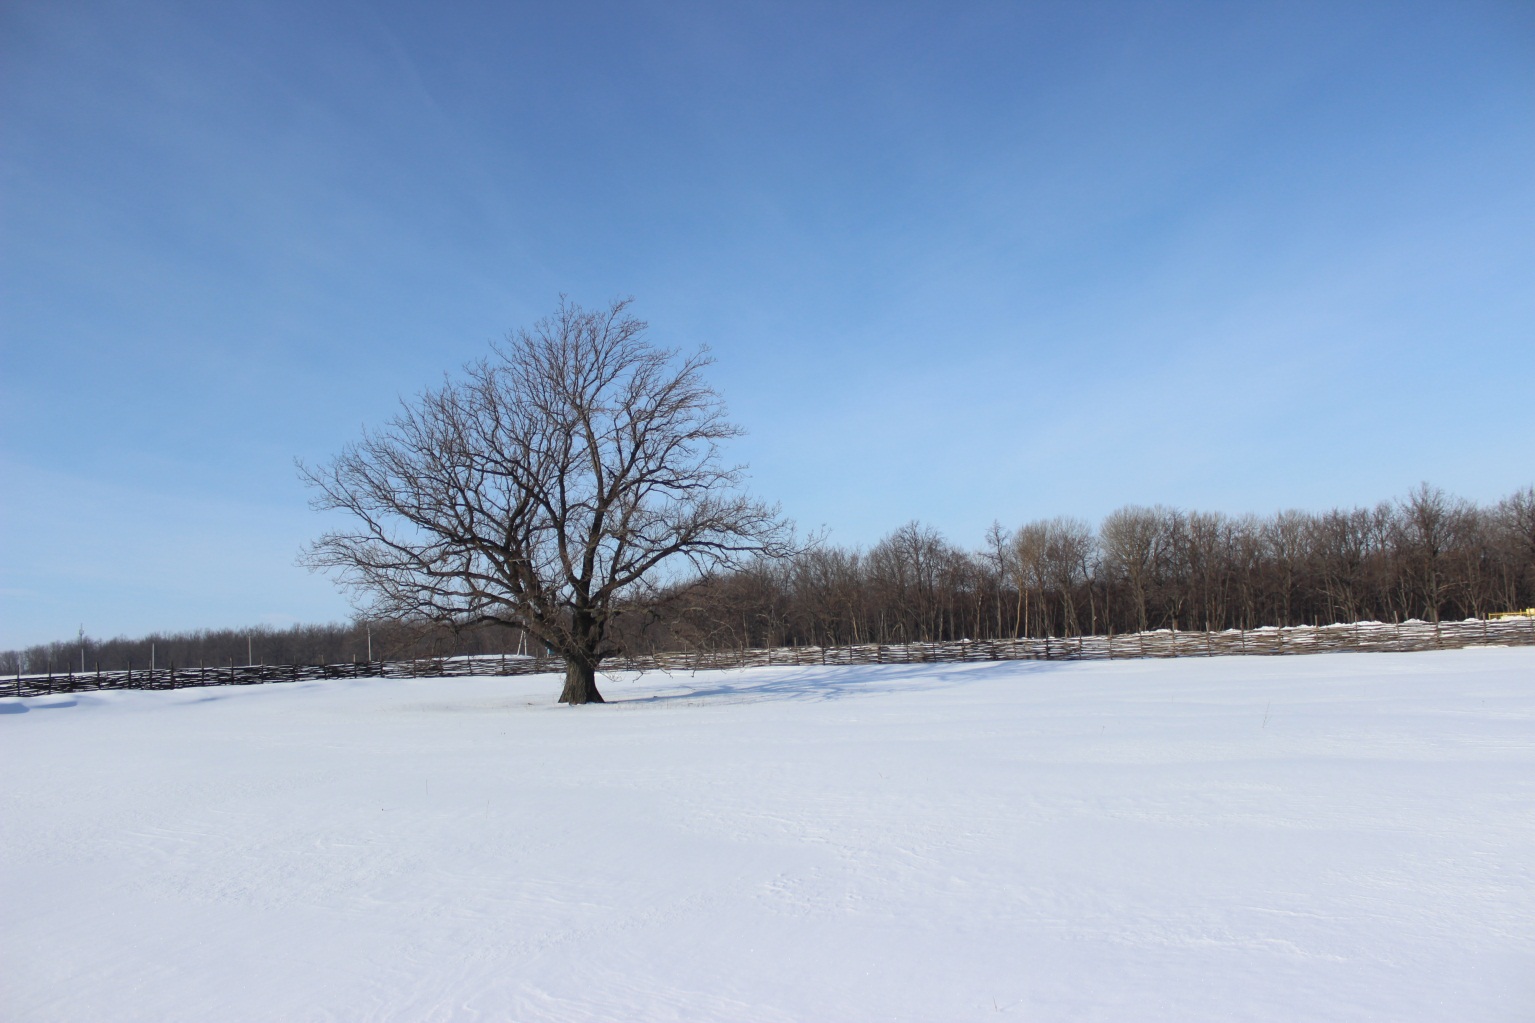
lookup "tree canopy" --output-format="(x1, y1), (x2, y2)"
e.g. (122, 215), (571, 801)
(301, 299), (792, 703)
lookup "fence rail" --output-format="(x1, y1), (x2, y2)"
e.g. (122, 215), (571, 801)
(8, 617), (1534, 700)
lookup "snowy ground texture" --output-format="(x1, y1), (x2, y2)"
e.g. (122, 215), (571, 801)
(3, 649), (1532, 1022)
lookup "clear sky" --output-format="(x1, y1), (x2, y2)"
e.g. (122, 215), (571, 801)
(2, 1), (1532, 649)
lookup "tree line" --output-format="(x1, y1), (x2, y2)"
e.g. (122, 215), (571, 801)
(6, 482), (1530, 678)
(0, 619), (531, 678)
(640, 483), (1535, 653)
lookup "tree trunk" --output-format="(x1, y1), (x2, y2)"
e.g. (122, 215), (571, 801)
(558, 657), (604, 705)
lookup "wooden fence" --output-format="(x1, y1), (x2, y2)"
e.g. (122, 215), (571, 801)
(8, 617), (1534, 700)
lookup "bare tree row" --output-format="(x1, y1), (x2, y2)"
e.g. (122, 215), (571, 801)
(0, 618), (533, 677)
(7, 483), (1531, 675)
(642, 483), (1535, 652)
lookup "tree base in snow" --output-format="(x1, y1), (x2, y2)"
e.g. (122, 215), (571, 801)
(558, 661), (605, 704)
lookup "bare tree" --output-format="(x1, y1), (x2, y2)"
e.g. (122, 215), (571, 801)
(1185, 511), (1231, 631)
(1262, 510), (1310, 625)
(1312, 507), (1373, 624)
(983, 521), (1012, 639)
(1496, 486), (1535, 607)
(1398, 483), (1472, 623)
(300, 299), (793, 704)
(1041, 517), (1095, 637)
(1099, 506), (1164, 633)
(869, 522), (954, 642)
(1012, 521), (1050, 637)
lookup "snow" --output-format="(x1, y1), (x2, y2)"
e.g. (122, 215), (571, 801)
(3, 649), (1532, 1022)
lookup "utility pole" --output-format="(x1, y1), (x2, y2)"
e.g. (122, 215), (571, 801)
(366, 622), (372, 662)
(79, 625), (85, 674)
(247, 634), (252, 666)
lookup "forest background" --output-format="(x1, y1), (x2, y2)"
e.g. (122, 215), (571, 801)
(8, 483), (1530, 676)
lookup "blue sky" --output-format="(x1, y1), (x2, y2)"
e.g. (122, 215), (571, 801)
(2, 1), (1532, 648)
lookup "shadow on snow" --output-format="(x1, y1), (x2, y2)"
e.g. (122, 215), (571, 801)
(608, 659), (1068, 708)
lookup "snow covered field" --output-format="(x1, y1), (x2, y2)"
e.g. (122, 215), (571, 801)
(3, 649), (1532, 1022)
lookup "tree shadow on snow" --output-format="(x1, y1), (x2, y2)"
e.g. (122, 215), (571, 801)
(611, 659), (1066, 708)
(0, 697), (80, 713)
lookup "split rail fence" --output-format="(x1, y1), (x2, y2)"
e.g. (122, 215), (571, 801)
(9, 617), (1534, 700)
